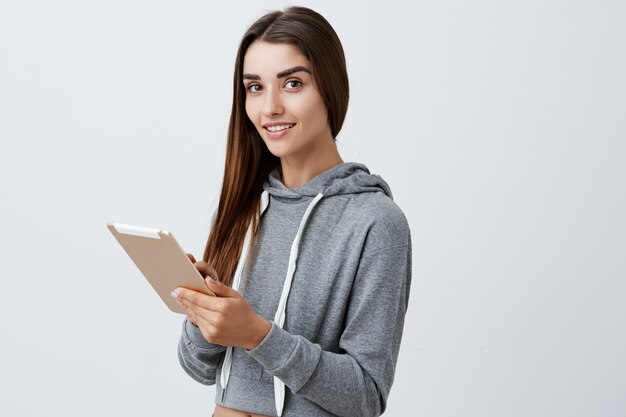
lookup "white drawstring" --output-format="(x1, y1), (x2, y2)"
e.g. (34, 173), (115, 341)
(272, 192), (324, 416)
(219, 190), (324, 417)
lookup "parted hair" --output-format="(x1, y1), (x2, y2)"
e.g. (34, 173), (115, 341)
(202, 6), (349, 285)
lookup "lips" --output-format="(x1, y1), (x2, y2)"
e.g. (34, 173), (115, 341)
(264, 123), (295, 138)
(263, 122), (296, 131)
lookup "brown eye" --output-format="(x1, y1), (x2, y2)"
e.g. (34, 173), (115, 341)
(286, 80), (302, 89)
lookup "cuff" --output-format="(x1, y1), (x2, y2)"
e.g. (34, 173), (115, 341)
(182, 317), (227, 354)
(245, 321), (321, 392)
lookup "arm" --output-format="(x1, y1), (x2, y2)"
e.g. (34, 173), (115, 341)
(246, 238), (413, 417)
(177, 253), (229, 384)
(176, 276), (272, 383)
(177, 316), (227, 385)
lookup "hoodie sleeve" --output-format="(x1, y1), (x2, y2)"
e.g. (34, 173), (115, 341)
(246, 216), (412, 417)
(177, 317), (227, 385)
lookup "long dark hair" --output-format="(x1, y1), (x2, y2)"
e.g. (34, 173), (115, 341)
(203, 6), (349, 285)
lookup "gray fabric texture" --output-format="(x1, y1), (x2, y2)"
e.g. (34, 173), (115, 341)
(178, 162), (412, 417)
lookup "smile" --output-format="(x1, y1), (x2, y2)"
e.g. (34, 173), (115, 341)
(265, 123), (295, 132)
(263, 122), (296, 139)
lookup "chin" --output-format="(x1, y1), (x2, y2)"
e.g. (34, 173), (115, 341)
(265, 145), (292, 159)
(260, 137), (292, 158)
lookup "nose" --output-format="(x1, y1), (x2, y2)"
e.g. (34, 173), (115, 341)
(261, 87), (284, 117)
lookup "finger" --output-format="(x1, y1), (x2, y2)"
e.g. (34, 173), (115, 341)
(186, 314), (198, 327)
(182, 299), (220, 336)
(186, 253), (197, 263)
(182, 303), (198, 326)
(182, 300), (225, 335)
(176, 287), (226, 311)
(194, 262), (220, 280)
(182, 301), (207, 328)
(181, 297), (208, 322)
(205, 276), (240, 298)
(204, 264), (219, 280)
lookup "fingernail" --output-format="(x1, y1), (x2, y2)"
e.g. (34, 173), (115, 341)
(205, 275), (216, 283)
(170, 289), (180, 299)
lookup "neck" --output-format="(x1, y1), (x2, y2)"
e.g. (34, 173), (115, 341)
(280, 138), (344, 189)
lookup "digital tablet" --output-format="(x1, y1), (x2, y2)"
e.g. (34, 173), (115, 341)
(107, 222), (215, 314)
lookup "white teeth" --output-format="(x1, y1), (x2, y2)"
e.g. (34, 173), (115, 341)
(266, 124), (294, 132)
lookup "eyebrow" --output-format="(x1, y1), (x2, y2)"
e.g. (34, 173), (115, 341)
(243, 66), (311, 81)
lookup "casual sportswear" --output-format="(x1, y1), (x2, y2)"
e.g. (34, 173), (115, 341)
(178, 162), (412, 417)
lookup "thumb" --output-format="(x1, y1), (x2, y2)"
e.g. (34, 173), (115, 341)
(205, 276), (240, 298)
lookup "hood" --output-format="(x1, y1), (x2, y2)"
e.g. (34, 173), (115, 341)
(263, 162), (393, 200)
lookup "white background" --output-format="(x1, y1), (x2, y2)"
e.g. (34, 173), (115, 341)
(1, 0), (624, 416)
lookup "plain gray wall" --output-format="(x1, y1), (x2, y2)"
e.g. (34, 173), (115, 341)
(1, 0), (624, 416)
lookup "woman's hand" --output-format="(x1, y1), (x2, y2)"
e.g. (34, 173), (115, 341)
(173, 254), (271, 350)
(183, 253), (216, 326)
(185, 253), (218, 283)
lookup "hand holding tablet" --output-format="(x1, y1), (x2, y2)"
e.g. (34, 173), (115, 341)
(107, 223), (215, 314)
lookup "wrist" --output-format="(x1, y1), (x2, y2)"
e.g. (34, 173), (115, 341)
(245, 315), (271, 350)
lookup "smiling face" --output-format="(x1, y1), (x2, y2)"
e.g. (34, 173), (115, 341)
(243, 41), (334, 161)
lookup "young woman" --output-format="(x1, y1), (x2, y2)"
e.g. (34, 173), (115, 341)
(171, 6), (412, 417)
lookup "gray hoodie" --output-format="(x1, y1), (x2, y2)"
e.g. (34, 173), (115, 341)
(178, 162), (412, 417)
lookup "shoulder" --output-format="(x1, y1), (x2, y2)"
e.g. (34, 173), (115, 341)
(346, 192), (411, 255)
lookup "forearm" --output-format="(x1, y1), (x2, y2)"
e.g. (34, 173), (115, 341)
(178, 317), (227, 385)
(246, 323), (383, 417)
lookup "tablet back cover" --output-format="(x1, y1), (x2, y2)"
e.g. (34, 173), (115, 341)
(107, 223), (213, 314)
